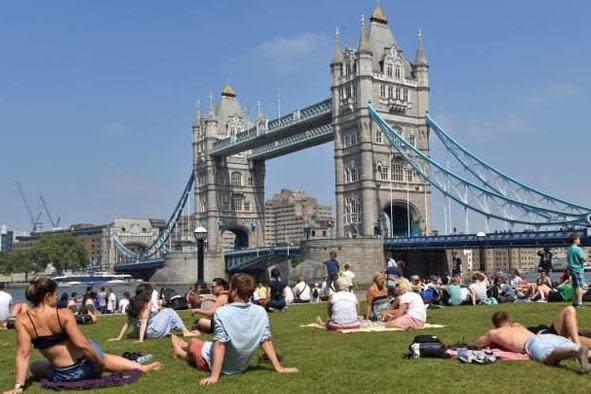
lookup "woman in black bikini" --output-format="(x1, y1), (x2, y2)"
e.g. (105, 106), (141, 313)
(6, 277), (163, 393)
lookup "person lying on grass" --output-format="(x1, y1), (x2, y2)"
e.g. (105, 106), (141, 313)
(191, 278), (229, 333)
(109, 283), (198, 343)
(5, 277), (163, 394)
(171, 273), (298, 386)
(315, 276), (360, 330)
(529, 306), (591, 348)
(476, 311), (590, 373)
(382, 278), (426, 329)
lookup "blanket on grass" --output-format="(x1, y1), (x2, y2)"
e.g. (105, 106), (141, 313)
(446, 347), (529, 361)
(301, 321), (445, 333)
(40, 370), (142, 391)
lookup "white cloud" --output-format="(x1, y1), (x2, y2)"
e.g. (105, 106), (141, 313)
(257, 32), (330, 62)
(523, 83), (583, 106)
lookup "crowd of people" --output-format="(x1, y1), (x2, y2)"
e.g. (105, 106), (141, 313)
(0, 233), (589, 391)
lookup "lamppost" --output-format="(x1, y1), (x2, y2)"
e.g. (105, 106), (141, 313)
(476, 231), (486, 272)
(194, 226), (208, 283)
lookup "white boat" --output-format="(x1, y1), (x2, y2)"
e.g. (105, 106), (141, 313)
(53, 273), (137, 286)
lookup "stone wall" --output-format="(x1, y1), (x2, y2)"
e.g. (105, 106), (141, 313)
(151, 251), (226, 285)
(290, 238), (384, 286)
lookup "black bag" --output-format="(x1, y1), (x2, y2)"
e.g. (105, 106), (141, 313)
(406, 335), (449, 359)
(547, 290), (563, 302)
(75, 314), (93, 325)
(169, 295), (188, 310)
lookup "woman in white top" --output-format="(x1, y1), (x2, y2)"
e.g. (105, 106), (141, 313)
(384, 278), (426, 329)
(316, 277), (360, 330)
(469, 272), (488, 305)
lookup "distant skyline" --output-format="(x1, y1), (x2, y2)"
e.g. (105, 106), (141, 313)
(1, 1), (590, 233)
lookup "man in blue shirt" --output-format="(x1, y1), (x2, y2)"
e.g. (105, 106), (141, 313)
(325, 251), (340, 291)
(171, 273), (298, 386)
(567, 234), (588, 307)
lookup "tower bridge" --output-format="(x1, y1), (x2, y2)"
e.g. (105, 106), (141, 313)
(113, 4), (590, 284)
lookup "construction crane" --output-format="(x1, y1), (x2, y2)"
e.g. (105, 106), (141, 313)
(39, 194), (60, 229)
(15, 181), (42, 232)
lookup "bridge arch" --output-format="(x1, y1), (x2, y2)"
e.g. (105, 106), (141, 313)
(219, 224), (250, 252)
(382, 201), (421, 237)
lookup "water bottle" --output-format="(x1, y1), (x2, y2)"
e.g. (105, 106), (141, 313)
(136, 354), (154, 365)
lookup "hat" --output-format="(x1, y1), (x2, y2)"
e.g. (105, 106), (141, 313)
(411, 275), (420, 281)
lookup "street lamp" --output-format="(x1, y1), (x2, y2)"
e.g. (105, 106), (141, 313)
(476, 231), (486, 272)
(194, 226), (208, 283)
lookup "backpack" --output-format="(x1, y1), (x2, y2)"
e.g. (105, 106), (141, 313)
(75, 314), (93, 325)
(405, 335), (449, 359)
(312, 288), (319, 298)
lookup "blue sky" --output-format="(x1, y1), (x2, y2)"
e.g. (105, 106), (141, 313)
(1, 1), (590, 233)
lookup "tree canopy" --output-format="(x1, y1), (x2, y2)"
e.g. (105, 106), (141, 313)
(0, 233), (89, 275)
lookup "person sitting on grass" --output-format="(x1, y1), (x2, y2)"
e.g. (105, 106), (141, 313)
(191, 278), (229, 333)
(292, 275), (311, 303)
(6, 277), (163, 393)
(315, 277), (360, 330)
(383, 278), (427, 329)
(109, 284), (197, 342)
(469, 272), (488, 305)
(364, 272), (389, 321)
(529, 271), (553, 302)
(252, 282), (269, 308)
(476, 311), (590, 373)
(170, 273), (298, 386)
(446, 277), (463, 306)
(267, 268), (287, 312)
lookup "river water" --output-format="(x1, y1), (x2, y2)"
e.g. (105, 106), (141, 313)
(6, 283), (191, 304)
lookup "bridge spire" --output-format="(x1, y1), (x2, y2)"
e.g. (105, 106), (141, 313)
(331, 27), (344, 64)
(206, 92), (217, 121)
(415, 29), (428, 66)
(193, 99), (201, 126)
(370, 0), (388, 24)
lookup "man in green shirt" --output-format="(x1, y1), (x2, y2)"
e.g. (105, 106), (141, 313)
(567, 234), (588, 307)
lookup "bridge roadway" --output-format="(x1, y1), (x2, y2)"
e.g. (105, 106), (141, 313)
(210, 99), (332, 159)
(113, 228), (589, 276)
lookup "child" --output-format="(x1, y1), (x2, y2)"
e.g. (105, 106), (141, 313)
(171, 273), (298, 386)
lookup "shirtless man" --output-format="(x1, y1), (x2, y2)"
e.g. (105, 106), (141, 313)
(191, 278), (229, 333)
(476, 311), (590, 373)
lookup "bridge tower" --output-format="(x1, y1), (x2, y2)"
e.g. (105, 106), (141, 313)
(193, 86), (266, 267)
(332, 5), (432, 238)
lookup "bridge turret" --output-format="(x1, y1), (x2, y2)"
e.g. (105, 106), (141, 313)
(414, 30), (430, 116)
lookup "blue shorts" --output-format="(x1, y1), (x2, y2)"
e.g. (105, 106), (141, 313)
(49, 339), (104, 382)
(570, 269), (585, 289)
(524, 334), (579, 362)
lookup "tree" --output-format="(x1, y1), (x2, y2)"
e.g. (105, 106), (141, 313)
(8, 249), (38, 280)
(32, 233), (89, 275)
(0, 252), (11, 275)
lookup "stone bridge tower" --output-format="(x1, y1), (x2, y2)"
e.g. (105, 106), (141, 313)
(332, 5), (432, 238)
(193, 86), (266, 261)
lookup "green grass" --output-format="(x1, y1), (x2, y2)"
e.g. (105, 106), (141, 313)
(2, 303), (591, 393)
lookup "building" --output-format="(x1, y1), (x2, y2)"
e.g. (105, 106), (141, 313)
(331, 6), (431, 238)
(264, 189), (335, 246)
(0, 225), (13, 253)
(11, 218), (166, 272)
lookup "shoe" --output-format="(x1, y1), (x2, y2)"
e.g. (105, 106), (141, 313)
(536, 299), (547, 303)
(576, 304), (586, 308)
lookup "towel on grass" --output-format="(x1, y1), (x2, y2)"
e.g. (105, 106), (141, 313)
(301, 321), (445, 333)
(446, 347), (529, 361)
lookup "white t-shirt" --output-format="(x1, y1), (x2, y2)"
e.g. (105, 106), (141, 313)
(399, 291), (426, 322)
(510, 276), (523, 288)
(330, 291), (359, 326)
(119, 298), (130, 314)
(107, 293), (117, 312)
(342, 271), (355, 288)
(0, 291), (12, 320)
(293, 281), (311, 301)
(460, 287), (470, 302)
(469, 282), (488, 301)
(151, 289), (159, 313)
(284, 286), (294, 305)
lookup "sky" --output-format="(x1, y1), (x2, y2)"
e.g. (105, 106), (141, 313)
(1, 0), (590, 234)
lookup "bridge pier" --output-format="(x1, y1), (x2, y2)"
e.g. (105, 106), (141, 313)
(149, 251), (226, 285)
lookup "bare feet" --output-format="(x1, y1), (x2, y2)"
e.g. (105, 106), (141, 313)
(315, 316), (324, 326)
(183, 330), (200, 337)
(140, 362), (164, 374)
(577, 345), (590, 374)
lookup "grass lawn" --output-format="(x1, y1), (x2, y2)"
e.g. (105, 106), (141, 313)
(2, 302), (591, 393)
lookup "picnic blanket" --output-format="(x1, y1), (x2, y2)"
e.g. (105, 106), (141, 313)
(301, 321), (446, 333)
(446, 347), (529, 361)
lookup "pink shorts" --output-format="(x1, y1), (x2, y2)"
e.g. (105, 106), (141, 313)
(188, 339), (210, 371)
(390, 314), (425, 329)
